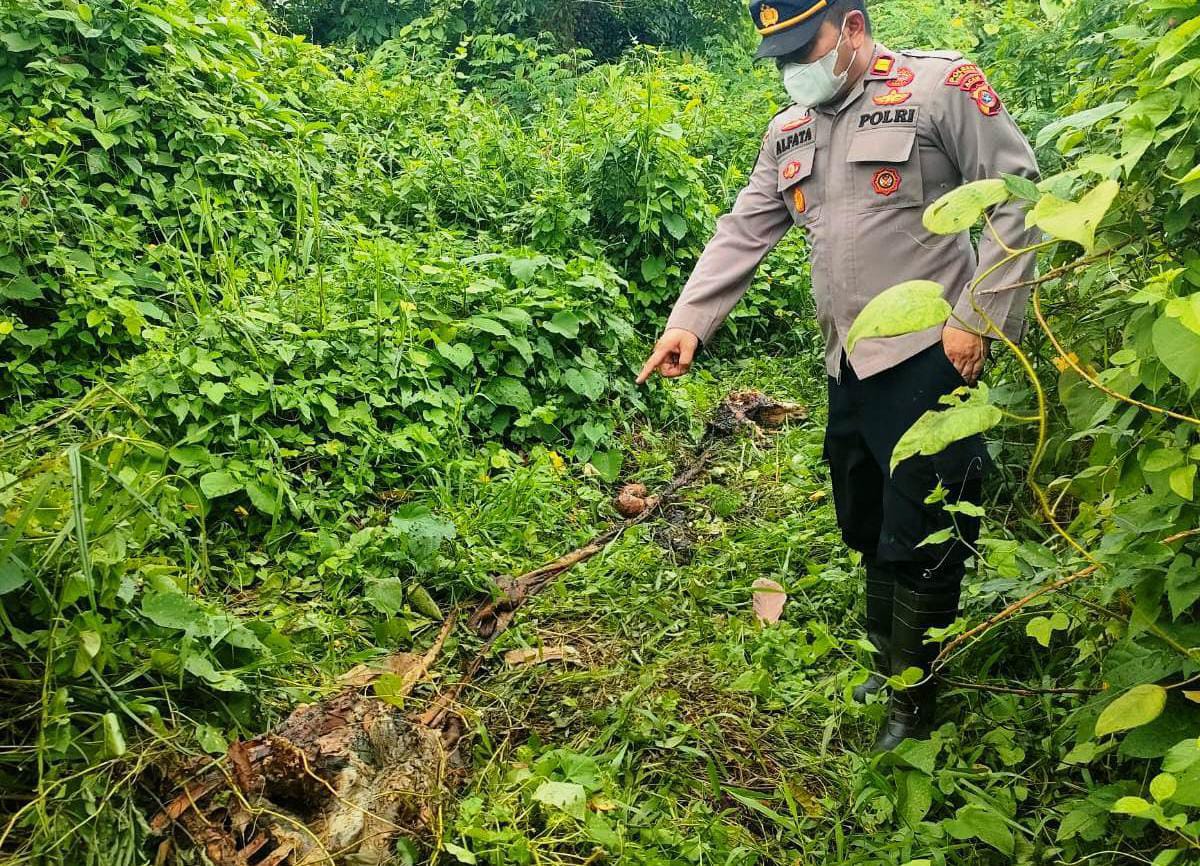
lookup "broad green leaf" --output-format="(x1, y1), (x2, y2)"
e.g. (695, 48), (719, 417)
(0, 554), (29, 594)
(1171, 465), (1196, 500)
(1164, 738), (1200, 774)
(102, 713), (126, 758)
(917, 527), (954, 548)
(1035, 101), (1127, 149)
(366, 578), (406, 616)
(1112, 796), (1151, 815)
(195, 723), (227, 755)
(485, 377), (532, 411)
(183, 654), (247, 692)
(1166, 58), (1200, 84)
(1152, 314), (1200, 394)
(466, 315), (511, 338)
(585, 811), (620, 848)
(590, 449), (623, 484)
(661, 211), (687, 240)
(640, 256), (667, 282)
(891, 387), (1002, 472)
(1057, 804), (1106, 841)
(1151, 773), (1178, 803)
(1156, 15), (1200, 68)
(78, 630), (101, 659)
(1029, 180), (1120, 253)
(199, 470), (241, 498)
(443, 843), (476, 865)
(543, 311), (582, 338)
(1143, 448), (1184, 473)
(945, 803), (1014, 855)
(563, 367), (606, 400)
(1026, 611), (1069, 648)
(508, 258), (543, 281)
(1095, 684), (1168, 738)
(1178, 165), (1200, 186)
(1002, 172), (1041, 202)
(373, 672), (411, 708)
(1167, 556), (1200, 619)
(923, 179), (1010, 234)
(846, 281), (950, 354)
(1, 32), (41, 51)
(1165, 294), (1200, 334)
(532, 780), (587, 820)
(897, 770), (933, 823)
(142, 592), (203, 631)
(245, 480), (279, 517)
(435, 341), (474, 370)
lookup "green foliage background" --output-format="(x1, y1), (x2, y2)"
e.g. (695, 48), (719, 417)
(3, 0), (1200, 864)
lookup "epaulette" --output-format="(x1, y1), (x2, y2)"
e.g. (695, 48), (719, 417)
(903, 49), (964, 62)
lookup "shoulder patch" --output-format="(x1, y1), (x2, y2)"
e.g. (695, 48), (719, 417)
(943, 61), (1004, 117)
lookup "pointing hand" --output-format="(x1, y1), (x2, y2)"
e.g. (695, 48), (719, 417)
(636, 328), (700, 384)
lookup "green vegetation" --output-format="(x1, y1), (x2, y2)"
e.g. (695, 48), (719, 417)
(3, 0), (1200, 864)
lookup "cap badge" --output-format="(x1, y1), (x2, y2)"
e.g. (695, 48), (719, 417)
(759, 4), (780, 27)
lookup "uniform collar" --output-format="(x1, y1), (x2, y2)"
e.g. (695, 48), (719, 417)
(817, 41), (894, 115)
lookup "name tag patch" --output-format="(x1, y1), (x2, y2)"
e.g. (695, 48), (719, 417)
(775, 126), (814, 154)
(858, 108), (917, 128)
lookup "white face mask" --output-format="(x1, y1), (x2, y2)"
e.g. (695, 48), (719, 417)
(780, 19), (858, 108)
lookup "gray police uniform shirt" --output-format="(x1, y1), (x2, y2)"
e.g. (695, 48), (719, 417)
(664, 45), (1041, 380)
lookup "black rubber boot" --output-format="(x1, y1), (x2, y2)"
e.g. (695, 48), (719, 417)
(852, 560), (895, 703)
(872, 578), (961, 753)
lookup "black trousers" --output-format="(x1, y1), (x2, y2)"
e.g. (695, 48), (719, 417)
(824, 343), (991, 592)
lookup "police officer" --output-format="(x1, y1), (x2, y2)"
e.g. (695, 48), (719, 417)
(636, 0), (1039, 751)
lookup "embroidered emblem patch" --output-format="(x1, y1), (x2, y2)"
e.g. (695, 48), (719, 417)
(793, 187), (806, 213)
(873, 90), (912, 106)
(780, 114), (813, 132)
(957, 70), (987, 94)
(944, 63), (981, 87)
(872, 168), (901, 197)
(759, 4), (779, 27)
(782, 160), (803, 180)
(973, 85), (1002, 116)
(872, 55), (895, 77)
(944, 62), (1002, 116)
(777, 114), (816, 131)
(888, 67), (915, 89)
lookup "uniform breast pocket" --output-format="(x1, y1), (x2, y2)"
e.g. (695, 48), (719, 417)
(846, 126), (923, 213)
(777, 146), (818, 226)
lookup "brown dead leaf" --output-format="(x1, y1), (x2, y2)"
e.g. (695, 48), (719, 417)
(336, 652), (423, 688)
(752, 578), (787, 625)
(503, 645), (582, 667)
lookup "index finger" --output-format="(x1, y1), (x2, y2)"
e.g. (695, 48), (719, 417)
(636, 346), (671, 384)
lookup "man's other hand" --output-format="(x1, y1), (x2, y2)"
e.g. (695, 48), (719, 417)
(636, 328), (700, 384)
(942, 325), (989, 384)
